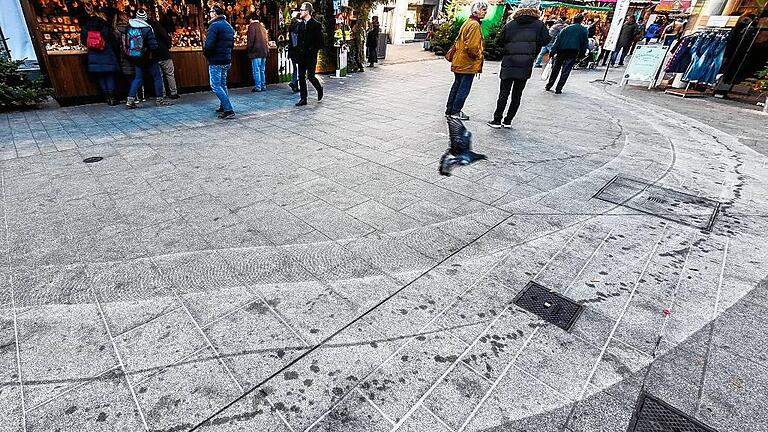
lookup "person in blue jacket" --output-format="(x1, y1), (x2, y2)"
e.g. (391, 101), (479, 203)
(80, 5), (121, 106)
(204, 5), (235, 119)
(545, 13), (589, 94)
(124, 9), (170, 108)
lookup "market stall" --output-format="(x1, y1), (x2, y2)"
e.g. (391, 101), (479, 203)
(18, 0), (286, 105)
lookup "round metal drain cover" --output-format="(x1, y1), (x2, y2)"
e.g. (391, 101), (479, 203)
(83, 157), (103, 163)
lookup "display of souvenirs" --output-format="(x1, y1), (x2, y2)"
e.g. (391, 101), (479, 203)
(171, 28), (204, 47)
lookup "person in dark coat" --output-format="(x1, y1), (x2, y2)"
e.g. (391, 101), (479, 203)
(366, 17), (380, 68)
(488, 0), (549, 128)
(294, 2), (324, 106)
(610, 16), (640, 66)
(546, 13), (589, 93)
(287, 12), (301, 93)
(247, 12), (270, 92)
(149, 18), (179, 99)
(204, 5), (236, 118)
(80, 6), (121, 105)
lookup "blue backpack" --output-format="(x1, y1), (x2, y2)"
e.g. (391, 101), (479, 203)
(124, 27), (145, 58)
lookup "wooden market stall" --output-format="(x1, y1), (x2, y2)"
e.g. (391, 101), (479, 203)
(18, 0), (287, 105)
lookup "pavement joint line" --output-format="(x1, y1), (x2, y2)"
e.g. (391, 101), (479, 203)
(89, 284), (150, 431)
(1, 171), (27, 431)
(131, 345), (211, 387)
(23, 365), (121, 413)
(422, 404), (456, 432)
(511, 362), (574, 402)
(693, 236), (730, 418)
(564, 222), (670, 431)
(356, 387), (396, 426)
(390, 220), (589, 431)
(456, 224), (618, 432)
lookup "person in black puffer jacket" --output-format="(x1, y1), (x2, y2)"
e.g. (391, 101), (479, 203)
(80, 5), (121, 105)
(487, 0), (550, 128)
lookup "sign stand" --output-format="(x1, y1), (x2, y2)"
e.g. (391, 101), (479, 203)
(619, 44), (669, 89)
(592, 0), (631, 85)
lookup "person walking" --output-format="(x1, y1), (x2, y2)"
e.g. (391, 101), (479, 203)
(534, 15), (565, 68)
(445, 0), (488, 120)
(488, 0), (549, 128)
(610, 16), (639, 66)
(149, 16), (179, 99)
(287, 12), (301, 93)
(295, 2), (324, 107)
(246, 12), (269, 92)
(546, 13), (588, 94)
(123, 9), (170, 108)
(80, 5), (121, 106)
(366, 17), (380, 68)
(204, 5), (235, 119)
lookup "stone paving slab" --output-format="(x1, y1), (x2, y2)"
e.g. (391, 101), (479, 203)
(1, 57), (767, 432)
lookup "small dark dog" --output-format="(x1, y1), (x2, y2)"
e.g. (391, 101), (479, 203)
(439, 117), (487, 176)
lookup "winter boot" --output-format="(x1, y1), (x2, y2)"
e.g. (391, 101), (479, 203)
(439, 117), (487, 176)
(126, 97), (138, 109)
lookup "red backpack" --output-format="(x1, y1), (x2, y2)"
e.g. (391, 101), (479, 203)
(86, 30), (105, 50)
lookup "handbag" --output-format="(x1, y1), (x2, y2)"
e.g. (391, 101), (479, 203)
(541, 61), (553, 81)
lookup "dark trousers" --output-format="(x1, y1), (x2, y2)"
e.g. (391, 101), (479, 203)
(493, 78), (527, 123)
(445, 73), (474, 115)
(298, 58), (322, 100)
(93, 72), (117, 96)
(547, 55), (577, 91)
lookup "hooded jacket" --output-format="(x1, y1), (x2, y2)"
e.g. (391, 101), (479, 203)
(450, 16), (484, 74)
(549, 20), (566, 40)
(125, 18), (158, 65)
(80, 15), (121, 73)
(204, 16), (235, 65)
(496, 8), (550, 80)
(551, 23), (589, 58)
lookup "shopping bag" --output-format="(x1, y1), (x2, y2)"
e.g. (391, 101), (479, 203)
(541, 61), (552, 81)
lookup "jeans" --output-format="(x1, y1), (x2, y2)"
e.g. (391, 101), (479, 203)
(291, 61), (299, 86)
(157, 59), (178, 96)
(535, 43), (553, 66)
(251, 57), (267, 90)
(129, 63), (163, 99)
(209, 64), (233, 111)
(493, 78), (527, 123)
(94, 72), (116, 96)
(298, 58), (322, 100)
(547, 55), (577, 91)
(445, 73), (474, 115)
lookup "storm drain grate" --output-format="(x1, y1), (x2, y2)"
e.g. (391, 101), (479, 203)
(513, 281), (583, 331)
(83, 156), (103, 163)
(627, 392), (718, 432)
(593, 175), (721, 232)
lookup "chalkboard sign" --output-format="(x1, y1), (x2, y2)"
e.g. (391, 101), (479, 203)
(621, 45), (669, 89)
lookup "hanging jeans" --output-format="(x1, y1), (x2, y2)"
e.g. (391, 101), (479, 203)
(683, 36), (713, 82)
(700, 37), (728, 84)
(535, 43), (554, 67)
(493, 78), (527, 123)
(251, 57), (267, 91)
(209, 64), (233, 112)
(129, 63), (163, 99)
(547, 55), (578, 91)
(445, 73), (474, 116)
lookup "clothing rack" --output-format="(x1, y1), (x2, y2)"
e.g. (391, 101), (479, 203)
(664, 27), (732, 98)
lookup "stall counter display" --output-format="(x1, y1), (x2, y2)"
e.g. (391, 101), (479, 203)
(21, 0), (281, 104)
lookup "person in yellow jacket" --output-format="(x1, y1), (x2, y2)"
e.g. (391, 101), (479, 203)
(445, 0), (489, 120)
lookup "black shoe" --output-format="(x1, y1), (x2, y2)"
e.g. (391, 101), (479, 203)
(215, 106), (225, 113)
(545, 86), (552, 92)
(218, 110), (235, 119)
(618, 63), (625, 66)
(252, 87), (260, 92)
(168, 94), (180, 100)
(555, 89), (563, 94)
(502, 121), (512, 128)
(487, 120), (502, 129)
(289, 83), (299, 93)
(534, 64), (543, 68)
(295, 99), (307, 106)
(317, 87), (324, 101)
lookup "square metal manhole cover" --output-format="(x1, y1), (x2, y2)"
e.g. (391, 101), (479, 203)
(513, 281), (583, 331)
(593, 175), (721, 232)
(627, 392), (718, 432)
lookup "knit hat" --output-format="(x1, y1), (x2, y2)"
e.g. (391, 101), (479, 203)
(135, 9), (148, 20)
(518, 0), (541, 9)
